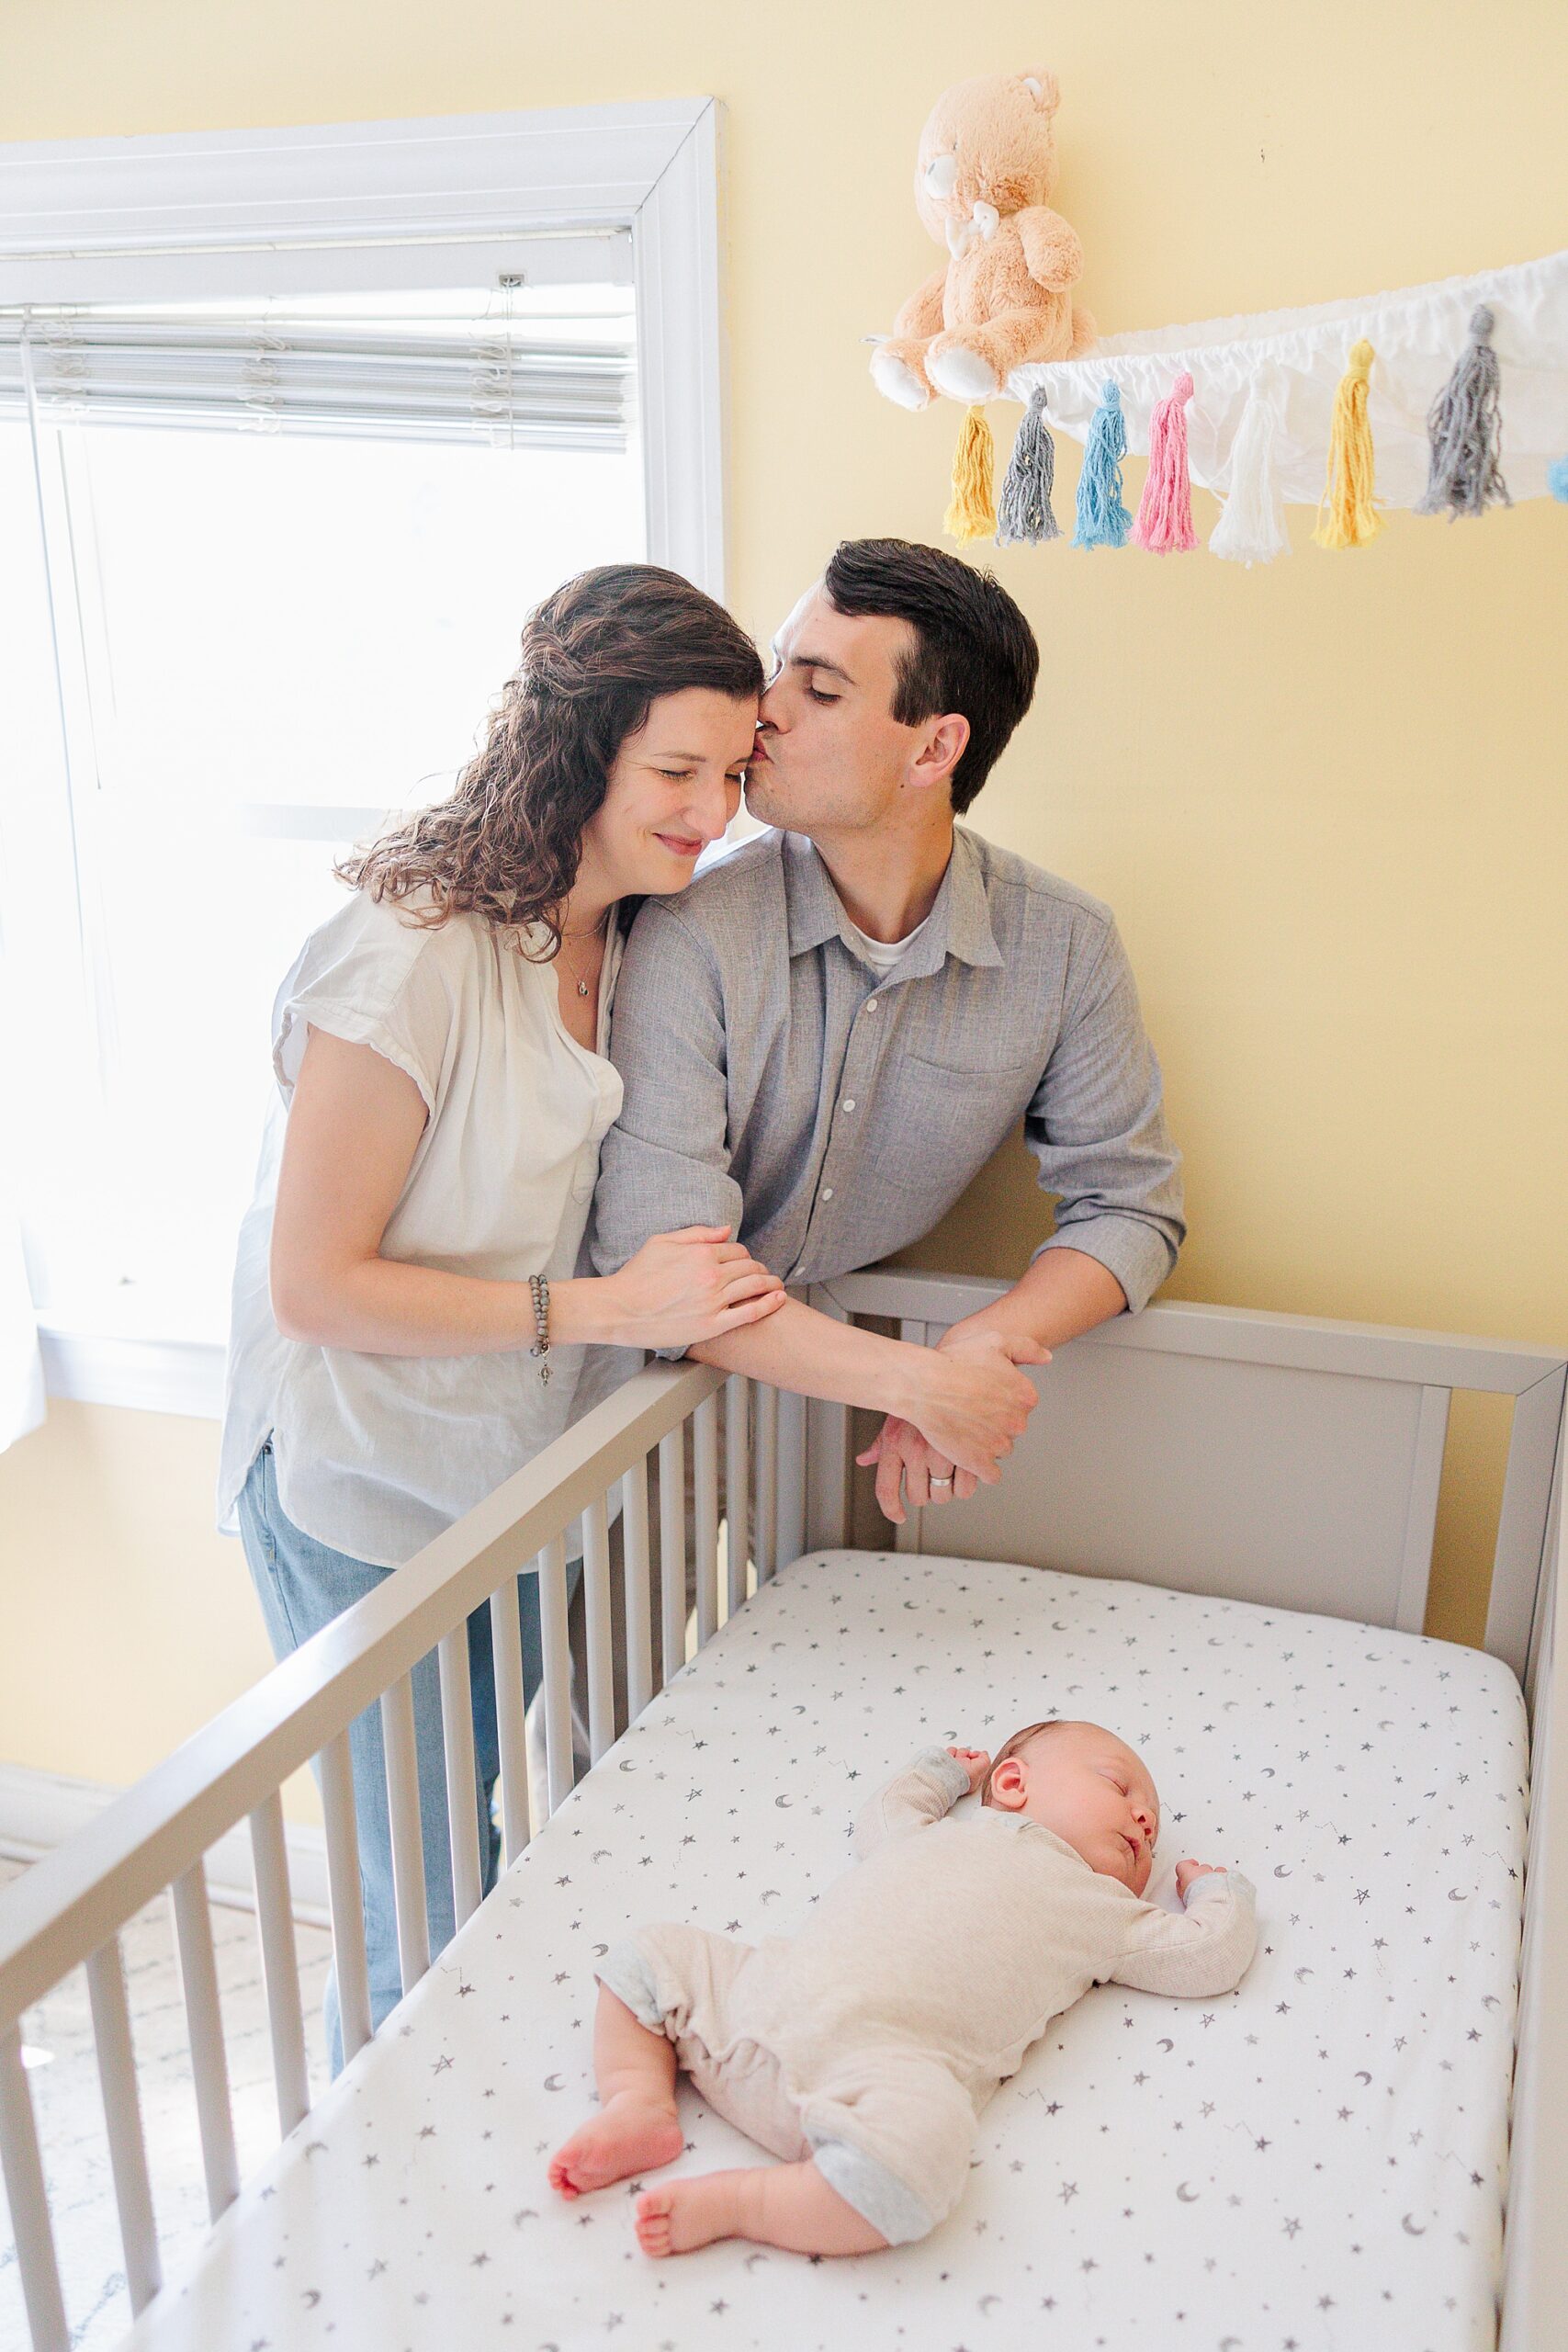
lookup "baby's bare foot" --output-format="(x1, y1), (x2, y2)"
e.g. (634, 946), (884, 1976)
(635, 2173), (743, 2257)
(548, 2093), (683, 2199)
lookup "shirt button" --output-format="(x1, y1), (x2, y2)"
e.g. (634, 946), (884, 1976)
(821, 1186), (834, 1202)
(841, 1098), (856, 1114)
(863, 997), (879, 1012)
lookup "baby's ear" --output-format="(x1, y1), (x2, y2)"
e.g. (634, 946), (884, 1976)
(1019, 68), (1061, 117)
(988, 1758), (1028, 1810)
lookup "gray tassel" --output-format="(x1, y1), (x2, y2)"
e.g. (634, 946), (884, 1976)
(997, 388), (1062, 546)
(1416, 305), (1511, 520)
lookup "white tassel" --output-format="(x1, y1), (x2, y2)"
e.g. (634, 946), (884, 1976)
(1210, 372), (1288, 566)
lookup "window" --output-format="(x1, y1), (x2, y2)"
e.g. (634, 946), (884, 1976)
(0, 103), (725, 1412)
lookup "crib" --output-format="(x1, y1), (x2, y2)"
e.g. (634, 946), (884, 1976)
(2, 1269), (1563, 2350)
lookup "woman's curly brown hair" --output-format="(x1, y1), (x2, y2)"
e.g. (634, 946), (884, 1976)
(338, 563), (765, 956)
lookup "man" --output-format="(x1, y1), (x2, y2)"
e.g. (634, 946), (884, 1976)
(592, 538), (1183, 1522)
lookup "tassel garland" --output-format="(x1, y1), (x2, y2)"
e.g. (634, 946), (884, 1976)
(1548, 452), (1568, 503)
(1073, 380), (1132, 548)
(1132, 371), (1197, 552)
(1313, 341), (1382, 548)
(1416, 306), (1510, 520)
(1210, 372), (1288, 565)
(944, 404), (997, 544)
(996, 388), (1062, 545)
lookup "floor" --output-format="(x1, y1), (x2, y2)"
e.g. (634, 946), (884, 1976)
(0, 1855), (334, 2352)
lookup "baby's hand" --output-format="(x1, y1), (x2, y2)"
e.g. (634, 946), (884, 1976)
(1175, 1860), (1226, 1899)
(947, 1746), (991, 1795)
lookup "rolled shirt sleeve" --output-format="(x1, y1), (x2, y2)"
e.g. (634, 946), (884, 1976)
(1025, 916), (1186, 1314)
(590, 899), (745, 1276)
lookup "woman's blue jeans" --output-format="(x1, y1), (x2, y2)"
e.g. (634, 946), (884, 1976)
(237, 1439), (570, 2075)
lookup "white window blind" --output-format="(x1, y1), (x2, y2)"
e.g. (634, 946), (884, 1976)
(0, 282), (635, 449)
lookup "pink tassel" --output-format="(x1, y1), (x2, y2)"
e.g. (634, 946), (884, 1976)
(1132, 370), (1198, 552)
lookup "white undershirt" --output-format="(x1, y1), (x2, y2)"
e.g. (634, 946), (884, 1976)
(840, 906), (932, 977)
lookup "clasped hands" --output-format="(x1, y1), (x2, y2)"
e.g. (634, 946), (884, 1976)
(858, 1324), (1049, 1526)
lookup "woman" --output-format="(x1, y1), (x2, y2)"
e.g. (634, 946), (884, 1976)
(218, 564), (783, 2068)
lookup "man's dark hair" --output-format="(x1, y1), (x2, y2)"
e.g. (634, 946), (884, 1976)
(822, 537), (1039, 814)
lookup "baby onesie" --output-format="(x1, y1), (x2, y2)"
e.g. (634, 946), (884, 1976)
(599, 1747), (1258, 2244)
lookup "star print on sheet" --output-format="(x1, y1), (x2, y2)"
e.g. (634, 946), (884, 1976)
(119, 1551), (1524, 2352)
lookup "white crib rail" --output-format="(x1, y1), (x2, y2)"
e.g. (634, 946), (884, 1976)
(0, 1355), (795, 2352)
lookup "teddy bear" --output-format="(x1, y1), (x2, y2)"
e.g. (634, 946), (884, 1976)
(871, 69), (1096, 411)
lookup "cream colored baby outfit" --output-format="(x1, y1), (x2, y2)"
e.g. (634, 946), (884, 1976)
(599, 1747), (1258, 2244)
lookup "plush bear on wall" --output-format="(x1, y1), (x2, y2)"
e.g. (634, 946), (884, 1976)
(871, 69), (1096, 411)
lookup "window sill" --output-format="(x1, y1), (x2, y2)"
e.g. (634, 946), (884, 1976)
(38, 1306), (226, 1420)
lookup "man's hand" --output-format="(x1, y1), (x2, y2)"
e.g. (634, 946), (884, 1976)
(1174, 1860), (1226, 1899)
(856, 1418), (977, 1525)
(947, 1747), (991, 1796)
(858, 1330), (1051, 1524)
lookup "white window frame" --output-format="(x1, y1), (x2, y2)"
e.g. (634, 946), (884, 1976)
(0, 100), (728, 1418)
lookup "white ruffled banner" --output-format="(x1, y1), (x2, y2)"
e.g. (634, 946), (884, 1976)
(1008, 248), (1568, 509)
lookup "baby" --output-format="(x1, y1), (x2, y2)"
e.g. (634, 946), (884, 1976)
(549, 1717), (1256, 2258)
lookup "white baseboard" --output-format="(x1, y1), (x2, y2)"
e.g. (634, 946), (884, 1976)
(0, 1761), (331, 1929)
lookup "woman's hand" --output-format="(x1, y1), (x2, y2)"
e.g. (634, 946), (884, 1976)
(600, 1225), (786, 1350)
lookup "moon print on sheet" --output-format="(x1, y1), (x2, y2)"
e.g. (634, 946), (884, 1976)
(775, 1794), (793, 1808)
(619, 1758), (637, 1772)
(543, 2073), (564, 2091)
(1403, 2214), (1427, 2235)
(1274, 1864), (1292, 1877)
(1356, 2071), (1372, 2086)
(1176, 2182), (1200, 2201)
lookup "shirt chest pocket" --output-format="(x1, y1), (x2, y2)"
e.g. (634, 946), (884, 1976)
(868, 1051), (1041, 1193)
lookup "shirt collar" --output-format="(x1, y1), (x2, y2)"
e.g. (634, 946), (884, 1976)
(782, 824), (1003, 976)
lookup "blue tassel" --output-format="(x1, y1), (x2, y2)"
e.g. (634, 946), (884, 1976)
(1073, 379), (1132, 548)
(1550, 452), (1568, 503)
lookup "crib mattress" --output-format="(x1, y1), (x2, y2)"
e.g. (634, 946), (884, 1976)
(128, 1549), (1528, 2352)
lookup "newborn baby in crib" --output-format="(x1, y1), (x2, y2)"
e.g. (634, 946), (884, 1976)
(548, 1718), (1256, 2258)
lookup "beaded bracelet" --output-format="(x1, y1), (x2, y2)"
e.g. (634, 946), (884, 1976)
(528, 1272), (551, 1385)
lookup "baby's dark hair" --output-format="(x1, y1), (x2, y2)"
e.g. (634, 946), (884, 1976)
(981, 1718), (1069, 1807)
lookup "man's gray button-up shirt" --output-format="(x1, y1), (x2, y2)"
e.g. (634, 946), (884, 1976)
(590, 824), (1185, 1314)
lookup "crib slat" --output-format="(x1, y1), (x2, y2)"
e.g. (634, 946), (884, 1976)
(777, 1387), (807, 1568)
(0, 2025), (71, 2352)
(537, 1535), (575, 1817)
(621, 1456), (653, 1723)
(489, 1575), (531, 1866)
(582, 1492), (615, 1762)
(319, 1729), (373, 2062)
(379, 1675), (431, 1997)
(694, 1390), (720, 1645)
(169, 1861), (240, 2220)
(437, 1628), (483, 1928)
(725, 1374), (750, 1617)
(754, 1380), (779, 1584)
(658, 1423), (686, 1687)
(85, 1934), (162, 2314)
(249, 1791), (311, 2135)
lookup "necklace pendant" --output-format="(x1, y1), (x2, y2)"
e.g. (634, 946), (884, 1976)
(576, 977), (590, 998)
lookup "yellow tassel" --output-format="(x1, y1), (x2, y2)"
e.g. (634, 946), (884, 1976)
(944, 404), (997, 544)
(1313, 340), (1382, 549)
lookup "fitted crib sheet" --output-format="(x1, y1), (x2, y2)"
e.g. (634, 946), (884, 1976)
(127, 1549), (1528, 2352)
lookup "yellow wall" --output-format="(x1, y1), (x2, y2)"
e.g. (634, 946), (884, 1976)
(2, 0), (1565, 1804)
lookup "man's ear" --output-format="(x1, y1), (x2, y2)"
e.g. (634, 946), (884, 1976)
(988, 1757), (1028, 1812)
(908, 712), (970, 796)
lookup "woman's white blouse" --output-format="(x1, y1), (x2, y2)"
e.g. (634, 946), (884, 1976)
(217, 889), (630, 1568)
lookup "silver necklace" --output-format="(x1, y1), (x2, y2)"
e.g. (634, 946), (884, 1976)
(561, 915), (608, 999)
